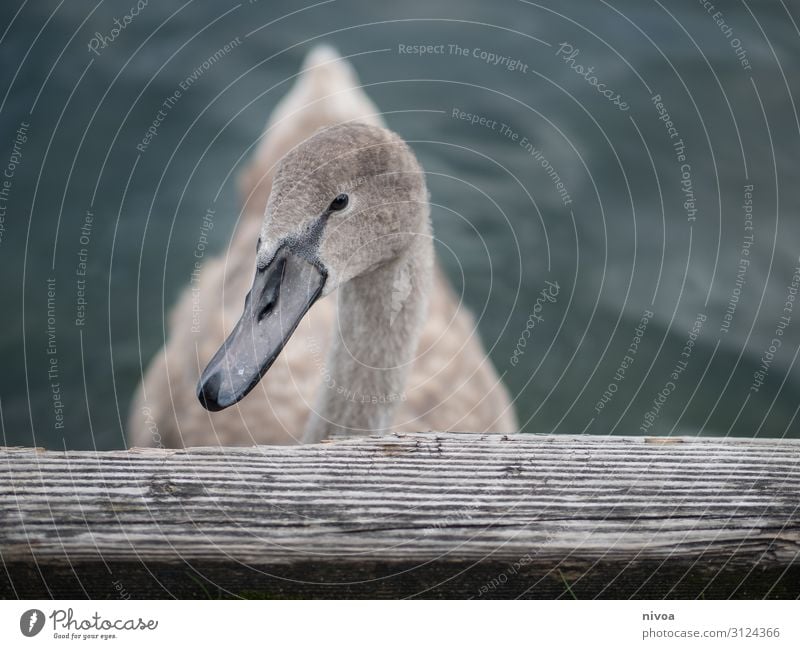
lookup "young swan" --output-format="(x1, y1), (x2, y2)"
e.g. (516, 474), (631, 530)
(129, 46), (516, 448)
(197, 123), (434, 441)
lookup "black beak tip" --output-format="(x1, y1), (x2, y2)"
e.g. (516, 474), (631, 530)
(197, 373), (226, 412)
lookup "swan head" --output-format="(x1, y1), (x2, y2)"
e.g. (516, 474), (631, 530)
(197, 122), (428, 411)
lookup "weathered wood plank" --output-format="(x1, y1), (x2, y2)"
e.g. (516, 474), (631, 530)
(1, 433), (798, 598)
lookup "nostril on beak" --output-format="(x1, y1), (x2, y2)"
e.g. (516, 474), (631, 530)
(257, 290), (278, 322)
(197, 372), (224, 411)
(256, 256), (286, 322)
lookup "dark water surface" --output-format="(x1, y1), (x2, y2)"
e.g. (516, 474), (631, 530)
(1, 0), (798, 449)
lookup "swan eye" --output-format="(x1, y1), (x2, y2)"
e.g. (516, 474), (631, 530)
(329, 193), (349, 211)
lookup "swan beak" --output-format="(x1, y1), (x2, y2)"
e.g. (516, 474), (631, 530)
(196, 246), (327, 411)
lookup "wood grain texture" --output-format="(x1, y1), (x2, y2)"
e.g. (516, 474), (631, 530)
(1, 433), (798, 599)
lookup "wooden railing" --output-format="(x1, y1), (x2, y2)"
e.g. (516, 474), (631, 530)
(1, 433), (798, 598)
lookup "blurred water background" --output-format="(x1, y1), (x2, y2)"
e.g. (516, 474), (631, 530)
(1, 0), (798, 449)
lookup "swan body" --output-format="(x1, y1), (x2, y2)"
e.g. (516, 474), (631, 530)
(128, 46), (517, 447)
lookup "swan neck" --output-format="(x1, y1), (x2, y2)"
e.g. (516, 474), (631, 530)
(303, 234), (433, 442)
